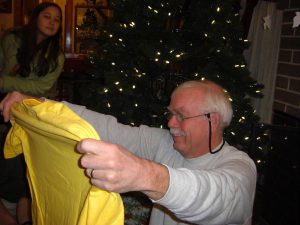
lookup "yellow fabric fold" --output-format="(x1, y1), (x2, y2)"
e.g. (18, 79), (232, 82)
(4, 99), (124, 225)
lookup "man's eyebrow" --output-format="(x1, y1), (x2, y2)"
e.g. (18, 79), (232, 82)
(167, 106), (186, 113)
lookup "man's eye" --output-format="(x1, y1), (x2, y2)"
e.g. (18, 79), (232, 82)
(177, 114), (184, 120)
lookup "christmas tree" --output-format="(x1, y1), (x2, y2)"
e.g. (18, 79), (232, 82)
(81, 0), (263, 152)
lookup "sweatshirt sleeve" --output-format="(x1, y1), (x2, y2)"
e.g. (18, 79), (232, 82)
(153, 150), (257, 225)
(62, 101), (169, 160)
(1, 52), (64, 96)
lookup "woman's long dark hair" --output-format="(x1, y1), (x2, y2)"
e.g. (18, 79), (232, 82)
(15, 2), (63, 77)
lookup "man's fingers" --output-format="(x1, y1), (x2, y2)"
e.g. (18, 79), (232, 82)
(77, 138), (103, 154)
(77, 138), (116, 155)
(0, 91), (27, 122)
(77, 139), (116, 169)
(0, 94), (12, 122)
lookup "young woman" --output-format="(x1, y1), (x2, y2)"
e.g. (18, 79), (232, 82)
(0, 1), (64, 97)
(0, 2), (64, 225)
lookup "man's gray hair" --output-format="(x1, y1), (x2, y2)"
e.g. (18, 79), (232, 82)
(175, 80), (233, 128)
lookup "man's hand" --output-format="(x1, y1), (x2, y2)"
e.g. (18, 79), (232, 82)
(0, 91), (31, 122)
(77, 138), (169, 200)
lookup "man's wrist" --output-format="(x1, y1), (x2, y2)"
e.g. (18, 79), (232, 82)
(141, 160), (169, 201)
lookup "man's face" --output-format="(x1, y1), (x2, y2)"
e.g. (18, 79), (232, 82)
(167, 87), (210, 158)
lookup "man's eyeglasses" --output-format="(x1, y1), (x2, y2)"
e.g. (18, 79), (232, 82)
(164, 111), (209, 122)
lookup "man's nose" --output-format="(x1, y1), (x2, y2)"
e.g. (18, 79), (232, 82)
(167, 115), (179, 128)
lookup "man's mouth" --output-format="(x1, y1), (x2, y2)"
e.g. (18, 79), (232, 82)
(170, 128), (186, 137)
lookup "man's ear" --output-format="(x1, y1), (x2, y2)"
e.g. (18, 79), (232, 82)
(209, 112), (221, 128)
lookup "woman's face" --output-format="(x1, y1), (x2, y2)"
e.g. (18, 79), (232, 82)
(36, 6), (61, 43)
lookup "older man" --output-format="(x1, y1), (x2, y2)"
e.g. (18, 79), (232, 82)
(0, 80), (257, 225)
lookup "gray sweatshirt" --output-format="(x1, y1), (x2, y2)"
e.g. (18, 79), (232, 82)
(64, 102), (257, 225)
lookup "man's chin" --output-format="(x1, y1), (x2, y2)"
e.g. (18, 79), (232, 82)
(173, 141), (184, 151)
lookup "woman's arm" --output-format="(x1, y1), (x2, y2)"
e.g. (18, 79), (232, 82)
(1, 53), (64, 95)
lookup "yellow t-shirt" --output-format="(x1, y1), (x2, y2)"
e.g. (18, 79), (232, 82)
(4, 99), (124, 225)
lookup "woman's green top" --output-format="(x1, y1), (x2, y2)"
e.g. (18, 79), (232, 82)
(0, 32), (64, 96)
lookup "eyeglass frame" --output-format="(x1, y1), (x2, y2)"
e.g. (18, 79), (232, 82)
(164, 109), (211, 122)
